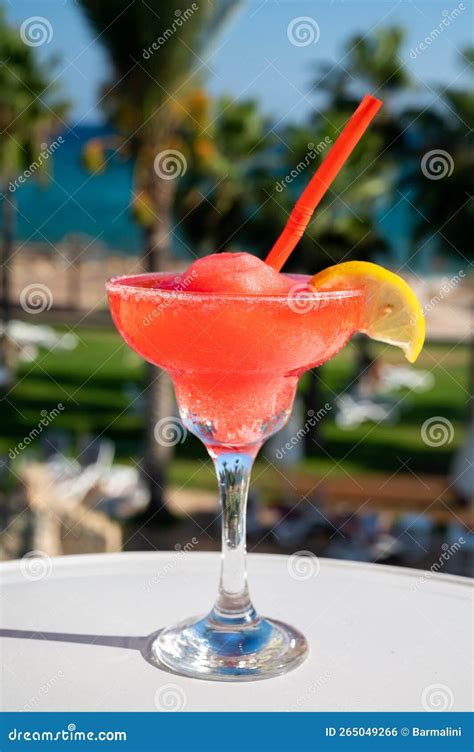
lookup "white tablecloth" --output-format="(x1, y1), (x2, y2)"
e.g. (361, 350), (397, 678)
(1, 552), (472, 712)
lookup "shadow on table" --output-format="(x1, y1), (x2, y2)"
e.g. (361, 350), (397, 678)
(0, 628), (173, 674)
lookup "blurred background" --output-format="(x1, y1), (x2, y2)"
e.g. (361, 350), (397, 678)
(0, 0), (472, 575)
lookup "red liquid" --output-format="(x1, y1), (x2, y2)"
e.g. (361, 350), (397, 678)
(107, 273), (363, 450)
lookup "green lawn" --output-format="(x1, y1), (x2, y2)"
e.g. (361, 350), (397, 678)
(1, 326), (468, 491)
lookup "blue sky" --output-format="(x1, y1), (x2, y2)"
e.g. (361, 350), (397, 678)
(5, 0), (473, 125)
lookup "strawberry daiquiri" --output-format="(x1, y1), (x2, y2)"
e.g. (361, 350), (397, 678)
(108, 253), (363, 453)
(106, 94), (424, 681)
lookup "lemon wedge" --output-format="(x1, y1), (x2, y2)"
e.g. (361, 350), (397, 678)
(310, 261), (425, 363)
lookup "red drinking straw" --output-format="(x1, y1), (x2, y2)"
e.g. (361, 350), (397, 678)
(265, 94), (382, 271)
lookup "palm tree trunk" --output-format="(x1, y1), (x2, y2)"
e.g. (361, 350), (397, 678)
(142, 173), (178, 519)
(0, 188), (15, 383)
(143, 361), (175, 518)
(66, 238), (82, 310)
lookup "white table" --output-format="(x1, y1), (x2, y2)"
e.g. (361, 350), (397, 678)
(0, 552), (472, 712)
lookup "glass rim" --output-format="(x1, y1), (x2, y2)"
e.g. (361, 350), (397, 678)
(106, 271), (363, 302)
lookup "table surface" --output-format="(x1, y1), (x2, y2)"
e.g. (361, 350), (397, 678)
(1, 552), (472, 712)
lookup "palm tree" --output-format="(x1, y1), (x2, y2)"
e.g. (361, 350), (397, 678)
(0, 10), (68, 384)
(402, 47), (474, 265)
(175, 93), (385, 267)
(176, 28), (414, 456)
(310, 28), (473, 268)
(307, 26), (413, 245)
(78, 0), (241, 517)
(193, 29), (407, 282)
(297, 27), (412, 452)
(175, 94), (278, 254)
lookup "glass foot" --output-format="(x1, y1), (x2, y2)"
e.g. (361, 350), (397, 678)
(151, 612), (308, 681)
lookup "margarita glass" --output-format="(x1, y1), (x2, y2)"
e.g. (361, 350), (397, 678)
(107, 270), (363, 681)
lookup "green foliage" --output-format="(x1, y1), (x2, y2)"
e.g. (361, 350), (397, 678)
(177, 24), (472, 269)
(78, 0), (241, 138)
(346, 27), (411, 93)
(402, 46), (474, 261)
(77, 5), (471, 268)
(78, 0), (243, 244)
(175, 95), (276, 254)
(0, 10), (68, 183)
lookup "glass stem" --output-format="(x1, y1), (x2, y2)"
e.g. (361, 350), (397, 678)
(209, 450), (259, 626)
